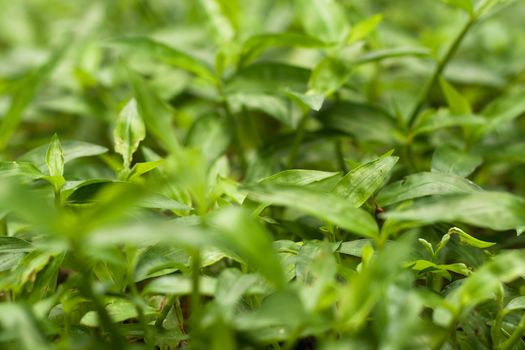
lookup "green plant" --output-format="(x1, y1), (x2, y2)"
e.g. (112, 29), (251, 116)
(1, 0), (525, 349)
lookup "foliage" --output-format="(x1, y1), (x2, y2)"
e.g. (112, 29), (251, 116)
(0, 0), (525, 349)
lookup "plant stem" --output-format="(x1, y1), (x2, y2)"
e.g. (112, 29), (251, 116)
(501, 312), (525, 350)
(334, 139), (348, 173)
(189, 250), (202, 349)
(407, 17), (476, 128)
(288, 111), (309, 168)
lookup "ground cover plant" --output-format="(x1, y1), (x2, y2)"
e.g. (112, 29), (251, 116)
(1, 0), (525, 349)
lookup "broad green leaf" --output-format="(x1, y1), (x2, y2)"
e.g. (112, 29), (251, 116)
(260, 169), (339, 186)
(377, 172), (481, 207)
(143, 275), (217, 296)
(332, 153), (398, 207)
(475, 0), (514, 17)
(0, 304), (51, 350)
(431, 145), (482, 177)
(309, 56), (353, 96)
(337, 239), (375, 257)
(317, 102), (397, 143)
(80, 298), (156, 327)
(347, 14), (383, 44)
(448, 227), (495, 248)
(0, 161), (43, 180)
(0, 237), (32, 272)
(109, 37), (215, 82)
(481, 88), (525, 135)
(210, 207), (287, 289)
(0, 47), (64, 151)
(227, 93), (294, 126)
(412, 110), (485, 136)
(439, 77), (472, 115)
(185, 114), (231, 163)
(504, 296), (525, 312)
(246, 184), (379, 238)
(19, 141), (108, 171)
(240, 32), (327, 66)
(384, 192), (525, 231)
(114, 98), (145, 169)
(226, 62), (310, 95)
(297, 0), (349, 43)
(434, 250), (525, 327)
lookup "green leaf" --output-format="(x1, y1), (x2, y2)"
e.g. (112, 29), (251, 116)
(439, 77), (472, 115)
(80, 298), (156, 327)
(481, 88), (525, 135)
(226, 62), (310, 95)
(0, 304), (51, 350)
(198, 0), (235, 43)
(431, 145), (482, 177)
(259, 169), (339, 186)
(448, 227), (495, 248)
(0, 237), (32, 272)
(297, 0), (350, 43)
(126, 66), (180, 153)
(504, 296), (525, 312)
(332, 153), (398, 207)
(210, 207), (287, 289)
(143, 275), (217, 295)
(377, 172), (481, 207)
(245, 184), (379, 238)
(186, 114), (231, 163)
(347, 14), (383, 44)
(434, 250), (525, 327)
(412, 110), (485, 136)
(19, 141), (108, 171)
(309, 56), (353, 96)
(442, 0), (474, 14)
(240, 32), (327, 66)
(227, 93), (295, 126)
(45, 134), (65, 190)
(128, 160), (164, 181)
(384, 192), (525, 231)
(337, 239), (375, 257)
(114, 98), (145, 169)
(109, 37), (216, 82)
(285, 89), (325, 111)
(0, 47), (64, 151)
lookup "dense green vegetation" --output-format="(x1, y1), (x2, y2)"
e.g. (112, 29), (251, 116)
(1, 0), (525, 349)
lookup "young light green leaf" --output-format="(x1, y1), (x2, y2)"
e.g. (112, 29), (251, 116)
(296, 0), (350, 43)
(245, 184), (379, 238)
(126, 66), (180, 153)
(45, 134), (64, 178)
(431, 145), (482, 177)
(448, 227), (495, 248)
(347, 14), (383, 44)
(114, 98), (145, 169)
(377, 172), (481, 207)
(439, 77), (472, 115)
(332, 153), (398, 208)
(412, 110), (485, 136)
(384, 192), (525, 231)
(418, 238), (435, 257)
(504, 296), (525, 312)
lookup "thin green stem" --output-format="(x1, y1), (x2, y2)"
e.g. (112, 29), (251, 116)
(288, 112), (309, 168)
(407, 17), (476, 128)
(334, 139), (348, 173)
(189, 250), (202, 350)
(501, 312), (525, 350)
